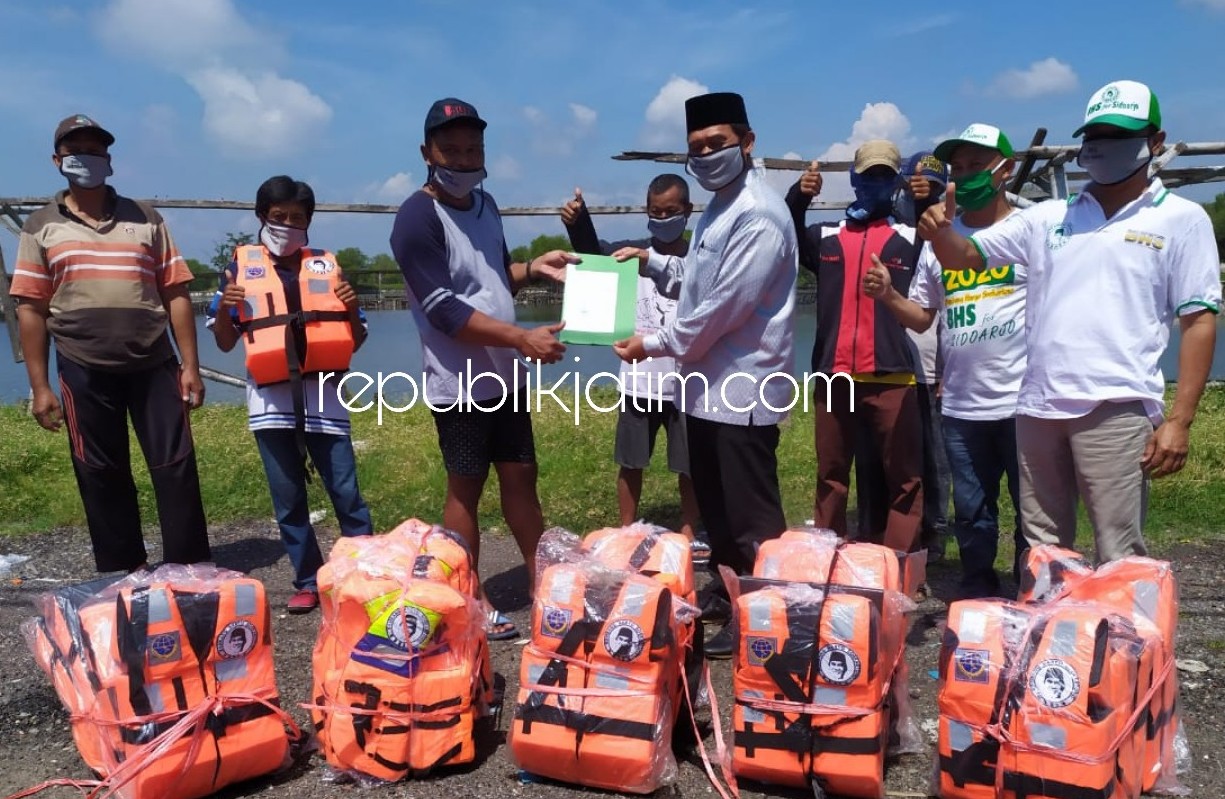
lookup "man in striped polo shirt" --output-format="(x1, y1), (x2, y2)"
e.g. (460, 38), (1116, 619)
(10, 114), (210, 573)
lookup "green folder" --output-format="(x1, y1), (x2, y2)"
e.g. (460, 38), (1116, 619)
(558, 253), (640, 345)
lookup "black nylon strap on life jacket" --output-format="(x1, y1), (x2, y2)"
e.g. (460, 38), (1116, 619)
(1003, 769), (1117, 799)
(514, 702), (658, 741)
(736, 725), (882, 756)
(370, 740), (464, 778)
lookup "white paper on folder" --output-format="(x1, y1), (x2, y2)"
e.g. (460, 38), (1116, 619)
(564, 270), (619, 334)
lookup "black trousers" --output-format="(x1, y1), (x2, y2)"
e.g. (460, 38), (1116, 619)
(58, 355), (210, 571)
(685, 414), (786, 577)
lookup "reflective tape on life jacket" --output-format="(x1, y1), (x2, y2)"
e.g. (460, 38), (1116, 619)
(938, 599), (1158, 799)
(234, 245), (354, 386)
(510, 563), (682, 794)
(581, 525), (697, 606)
(731, 581), (889, 797)
(311, 574), (484, 782)
(30, 575), (289, 799)
(1022, 556), (1181, 794)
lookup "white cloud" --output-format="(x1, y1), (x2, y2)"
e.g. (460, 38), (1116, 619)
(782, 150), (803, 161)
(987, 57), (1078, 99)
(96, 0), (331, 157)
(819, 102), (912, 161)
(930, 128), (960, 146)
(185, 68), (332, 158)
(641, 75), (709, 148)
(369, 171), (414, 202)
(490, 155), (522, 181)
(885, 13), (956, 37)
(569, 103), (597, 129)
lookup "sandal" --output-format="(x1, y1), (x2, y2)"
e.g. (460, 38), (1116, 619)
(689, 538), (712, 562)
(486, 609), (520, 641)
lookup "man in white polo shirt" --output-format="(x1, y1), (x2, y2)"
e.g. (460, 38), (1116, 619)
(920, 81), (1220, 563)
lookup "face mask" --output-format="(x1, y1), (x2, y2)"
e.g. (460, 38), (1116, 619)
(58, 153), (112, 189)
(1076, 137), (1152, 186)
(954, 159), (1008, 212)
(432, 165), (486, 199)
(260, 222), (308, 257)
(647, 213), (687, 243)
(686, 143), (747, 192)
(847, 173), (898, 222)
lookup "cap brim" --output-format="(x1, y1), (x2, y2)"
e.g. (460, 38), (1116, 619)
(934, 137), (1012, 161)
(1072, 114), (1150, 138)
(854, 157), (899, 174)
(56, 125), (115, 147)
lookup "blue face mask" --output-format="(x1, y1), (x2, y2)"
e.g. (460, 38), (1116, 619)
(847, 172), (899, 222)
(647, 213), (687, 243)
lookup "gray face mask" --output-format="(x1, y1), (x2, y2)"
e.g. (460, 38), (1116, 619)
(1077, 137), (1152, 186)
(432, 165), (486, 199)
(647, 213), (687, 243)
(686, 143), (747, 192)
(59, 153), (112, 189)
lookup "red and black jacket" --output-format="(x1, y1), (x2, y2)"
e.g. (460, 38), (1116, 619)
(787, 183), (919, 376)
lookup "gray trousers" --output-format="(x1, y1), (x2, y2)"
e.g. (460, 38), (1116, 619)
(1016, 401), (1153, 563)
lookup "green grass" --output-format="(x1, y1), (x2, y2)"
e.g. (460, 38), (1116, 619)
(2, 386), (1225, 549)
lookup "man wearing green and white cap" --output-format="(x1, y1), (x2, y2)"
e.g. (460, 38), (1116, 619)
(865, 122), (1028, 597)
(918, 82), (1220, 564)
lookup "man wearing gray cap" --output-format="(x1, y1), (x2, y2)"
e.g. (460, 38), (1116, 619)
(920, 81), (1220, 563)
(10, 114), (210, 573)
(613, 91), (797, 657)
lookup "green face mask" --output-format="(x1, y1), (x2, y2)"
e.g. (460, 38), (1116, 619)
(954, 159), (1006, 212)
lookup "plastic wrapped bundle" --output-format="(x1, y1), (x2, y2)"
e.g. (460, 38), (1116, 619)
(1016, 545), (1093, 605)
(23, 565), (292, 799)
(1018, 553), (1186, 794)
(509, 559), (692, 794)
(937, 599), (1159, 799)
(311, 527), (488, 782)
(581, 523), (697, 605)
(728, 528), (918, 798)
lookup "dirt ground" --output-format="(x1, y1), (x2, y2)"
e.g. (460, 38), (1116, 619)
(0, 523), (1221, 799)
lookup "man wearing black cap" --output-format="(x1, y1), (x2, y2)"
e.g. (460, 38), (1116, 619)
(10, 115), (210, 573)
(390, 98), (577, 639)
(613, 91), (797, 657)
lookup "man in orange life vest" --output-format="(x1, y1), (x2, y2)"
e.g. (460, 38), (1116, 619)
(10, 114), (210, 573)
(210, 176), (373, 613)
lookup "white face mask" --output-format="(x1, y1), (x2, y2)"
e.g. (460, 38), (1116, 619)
(686, 143), (747, 192)
(1076, 137), (1152, 186)
(432, 165), (487, 199)
(260, 222), (308, 257)
(59, 153), (112, 189)
(647, 213), (687, 243)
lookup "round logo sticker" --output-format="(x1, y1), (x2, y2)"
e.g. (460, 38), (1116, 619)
(386, 605), (431, 650)
(1029, 658), (1081, 708)
(148, 632), (180, 662)
(540, 605), (572, 638)
(306, 257), (333, 274)
(817, 643), (861, 686)
(1046, 222), (1072, 251)
(603, 619), (646, 662)
(216, 620), (257, 659)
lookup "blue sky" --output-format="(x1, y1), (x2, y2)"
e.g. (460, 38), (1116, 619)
(3, 0), (1225, 269)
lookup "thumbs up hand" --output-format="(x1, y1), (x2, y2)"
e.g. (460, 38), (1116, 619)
(561, 186), (585, 226)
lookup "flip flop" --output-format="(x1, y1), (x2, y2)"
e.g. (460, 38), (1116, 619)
(487, 609), (519, 641)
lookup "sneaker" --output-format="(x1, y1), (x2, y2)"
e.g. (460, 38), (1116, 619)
(287, 588), (320, 614)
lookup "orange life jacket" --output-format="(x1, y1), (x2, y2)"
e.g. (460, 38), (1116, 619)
(1018, 551), (1181, 794)
(311, 533), (487, 782)
(234, 245), (354, 386)
(510, 563), (683, 794)
(938, 599), (1157, 799)
(581, 525), (697, 606)
(28, 572), (290, 799)
(732, 530), (912, 797)
(1016, 545), (1093, 605)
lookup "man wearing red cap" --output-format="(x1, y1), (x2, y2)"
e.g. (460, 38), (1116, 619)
(10, 115), (210, 573)
(390, 98), (577, 639)
(613, 91), (797, 657)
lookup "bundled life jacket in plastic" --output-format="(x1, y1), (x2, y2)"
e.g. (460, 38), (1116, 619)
(1016, 545), (1093, 605)
(1017, 549), (1182, 794)
(25, 570), (290, 799)
(510, 563), (683, 794)
(311, 533), (487, 782)
(581, 525), (697, 606)
(732, 529), (913, 798)
(938, 599), (1156, 799)
(234, 244), (354, 386)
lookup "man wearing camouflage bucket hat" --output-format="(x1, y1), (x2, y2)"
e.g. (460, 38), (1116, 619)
(918, 81), (1220, 564)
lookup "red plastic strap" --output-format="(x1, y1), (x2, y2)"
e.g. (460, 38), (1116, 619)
(680, 663), (738, 799)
